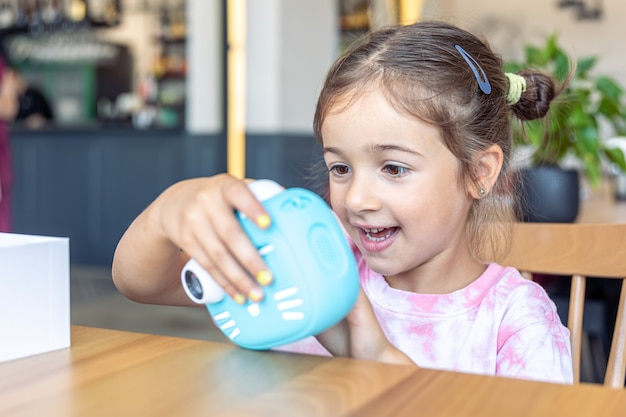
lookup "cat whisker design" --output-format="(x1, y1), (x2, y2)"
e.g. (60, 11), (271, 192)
(273, 286), (305, 320)
(277, 298), (303, 310)
(214, 311), (242, 340)
(273, 286), (299, 301)
(281, 312), (305, 320)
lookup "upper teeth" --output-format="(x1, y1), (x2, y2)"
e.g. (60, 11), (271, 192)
(363, 227), (392, 242)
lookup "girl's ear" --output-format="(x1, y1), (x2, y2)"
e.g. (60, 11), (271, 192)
(468, 144), (504, 199)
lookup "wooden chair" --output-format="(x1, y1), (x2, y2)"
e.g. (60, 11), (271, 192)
(497, 222), (626, 388)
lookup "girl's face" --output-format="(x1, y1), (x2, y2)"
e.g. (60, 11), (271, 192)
(322, 89), (482, 293)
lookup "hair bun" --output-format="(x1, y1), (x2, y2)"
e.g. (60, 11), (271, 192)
(509, 70), (559, 121)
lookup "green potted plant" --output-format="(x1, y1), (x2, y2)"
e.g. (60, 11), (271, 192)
(505, 34), (626, 222)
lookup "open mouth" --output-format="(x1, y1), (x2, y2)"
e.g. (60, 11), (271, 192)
(362, 227), (397, 242)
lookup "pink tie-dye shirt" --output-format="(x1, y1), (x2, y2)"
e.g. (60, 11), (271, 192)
(278, 251), (574, 384)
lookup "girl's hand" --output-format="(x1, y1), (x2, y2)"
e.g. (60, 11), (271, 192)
(113, 174), (273, 305)
(155, 174), (274, 302)
(315, 289), (415, 365)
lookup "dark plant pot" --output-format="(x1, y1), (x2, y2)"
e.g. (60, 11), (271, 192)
(518, 166), (580, 223)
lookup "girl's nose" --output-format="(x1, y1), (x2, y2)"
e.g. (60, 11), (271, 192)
(344, 176), (381, 213)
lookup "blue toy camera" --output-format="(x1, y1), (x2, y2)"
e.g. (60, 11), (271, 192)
(181, 180), (360, 350)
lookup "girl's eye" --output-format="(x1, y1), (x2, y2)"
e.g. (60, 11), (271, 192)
(329, 164), (351, 176)
(383, 164), (409, 176)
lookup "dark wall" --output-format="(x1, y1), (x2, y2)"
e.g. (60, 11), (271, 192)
(11, 128), (321, 265)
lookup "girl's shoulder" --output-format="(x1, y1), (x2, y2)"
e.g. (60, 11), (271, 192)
(485, 263), (557, 300)
(453, 263), (557, 315)
(485, 263), (563, 326)
(480, 263), (558, 305)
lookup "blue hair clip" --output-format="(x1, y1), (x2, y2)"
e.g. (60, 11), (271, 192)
(455, 45), (491, 95)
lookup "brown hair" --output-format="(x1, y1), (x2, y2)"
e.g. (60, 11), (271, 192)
(312, 21), (562, 262)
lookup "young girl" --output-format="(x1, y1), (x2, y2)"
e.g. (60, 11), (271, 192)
(112, 21), (573, 384)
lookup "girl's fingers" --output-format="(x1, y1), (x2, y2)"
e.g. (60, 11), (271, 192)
(180, 211), (263, 303)
(204, 229), (269, 302)
(218, 178), (274, 289)
(188, 176), (273, 302)
(159, 175), (275, 304)
(222, 177), (272, 230)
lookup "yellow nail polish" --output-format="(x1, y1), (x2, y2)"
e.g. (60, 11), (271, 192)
(233, 293), (246, 305)
(256, 270), (273, 286)
(248, 287), (264, 302)
(256, 214), (271, 229)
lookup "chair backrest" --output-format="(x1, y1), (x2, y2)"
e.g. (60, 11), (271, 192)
(497, 222), (626, 389)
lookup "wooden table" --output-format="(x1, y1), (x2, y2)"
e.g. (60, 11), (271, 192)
(1, 326), (625, 417)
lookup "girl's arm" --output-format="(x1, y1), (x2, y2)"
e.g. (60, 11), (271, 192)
(112, 174), (272, 306)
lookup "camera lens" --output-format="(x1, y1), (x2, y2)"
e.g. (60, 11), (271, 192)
(184, 270), (204, 301)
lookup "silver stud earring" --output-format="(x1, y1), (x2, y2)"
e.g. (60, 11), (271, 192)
(479, 188), (486, 197)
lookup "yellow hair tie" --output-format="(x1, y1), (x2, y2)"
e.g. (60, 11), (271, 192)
(505, 73), (526, 105)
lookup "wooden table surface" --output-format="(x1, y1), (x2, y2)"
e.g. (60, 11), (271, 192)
(578, 180), (626, 223)
(1, 326), (625, 417)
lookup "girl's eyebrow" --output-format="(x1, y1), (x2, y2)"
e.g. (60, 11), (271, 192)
(323, 143), (424, 157)
(322, 146), (342, 156)
(369, 144), (423, 156)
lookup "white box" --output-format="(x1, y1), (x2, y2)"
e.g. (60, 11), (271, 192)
(0, 233), (70, 362)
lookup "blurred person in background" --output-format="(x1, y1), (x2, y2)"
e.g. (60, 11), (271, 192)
(0, 36), (24, 232)
(15, 83), (54, 128)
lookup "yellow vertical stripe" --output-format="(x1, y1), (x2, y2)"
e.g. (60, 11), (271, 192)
(227, 0), (246, 178)
(398, 0), (423, 25)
